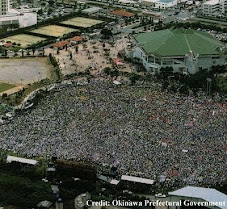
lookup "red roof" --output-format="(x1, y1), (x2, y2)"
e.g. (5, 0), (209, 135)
(114, 58), (124, 65)
(52, 41), (70, 48)
(70, 36), (84, 42)
(4, 42), (12, 47)
(111, 10), (134, 17)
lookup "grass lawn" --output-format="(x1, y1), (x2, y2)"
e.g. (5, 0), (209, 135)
(61, 17), (103, 28)
(31, 25), (79, 37)
(0, 82), (15, 93)
(1, 34), (46, 48)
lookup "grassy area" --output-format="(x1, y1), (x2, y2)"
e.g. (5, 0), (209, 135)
(31, 25), (79, 37)
(61, 17), (103, 28)
(0, 82), (15, 93)
(1, 34), (46, 48)
(0, 162), (55, 209)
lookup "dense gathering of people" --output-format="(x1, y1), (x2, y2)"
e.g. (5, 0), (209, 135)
(0, 80), (226, 187)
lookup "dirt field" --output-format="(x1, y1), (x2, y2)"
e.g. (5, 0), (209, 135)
(1, 34), (46, 48)
(31, 25), (79, 37)
(0, 58), (52, 85)
(61, 17), (103, 28)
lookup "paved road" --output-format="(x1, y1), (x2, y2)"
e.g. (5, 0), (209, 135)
(189, 17), (227, 28)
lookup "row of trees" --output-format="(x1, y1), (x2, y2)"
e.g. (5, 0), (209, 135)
(157, 65), (227, 94)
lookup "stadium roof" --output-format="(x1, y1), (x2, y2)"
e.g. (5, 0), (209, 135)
(133, 28), (224, 57)
(169, 186), (227, 209)
(121, 175), (155, 185)
(7, 155), (38, 165)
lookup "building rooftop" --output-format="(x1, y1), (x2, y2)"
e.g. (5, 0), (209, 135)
(7, 155), (38, 165)
(82, 6), (101, 14)
(133, 28), (224, 57)
(110, 10), (134, 17)
(158, 0), (176, 3)
(169, 186), (227, 209)
(203, 0), (219, 5)
(37, 200), (53, 208)
(121, 175), (155, 185)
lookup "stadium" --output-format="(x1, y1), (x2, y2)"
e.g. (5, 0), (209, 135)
(126, 28), (226, 74)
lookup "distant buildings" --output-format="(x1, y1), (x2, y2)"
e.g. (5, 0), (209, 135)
(140, 0), (177, 9)
(0, 9), (37, 28)
(202, 0), (227, 16)
(0, 0), (37, 28)
(0, 0), (9, 15)
(126, 28), (226, 74)
(155, 0), (178, 9)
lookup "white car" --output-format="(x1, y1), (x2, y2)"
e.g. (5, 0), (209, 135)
(155, 193), (166, 198)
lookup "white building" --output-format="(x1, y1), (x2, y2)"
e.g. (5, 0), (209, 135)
(155, 0), (177, 9)
(0, 8), (37, 27)
(0, 0), (9, 15)
(202, 0), (220, 16)
(126, 28), (226, 74)
(141, 0), (177, 8)
(202, 0), (227, 16)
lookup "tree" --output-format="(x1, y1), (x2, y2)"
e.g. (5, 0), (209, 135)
(101, 28), (112, 39)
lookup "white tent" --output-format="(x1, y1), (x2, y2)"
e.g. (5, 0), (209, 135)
(7, 155), (38, 165)
(121, 175), (155, 185)
(169, 186), (227, 209)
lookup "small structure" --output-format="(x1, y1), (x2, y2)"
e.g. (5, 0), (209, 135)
(98, 175), (120, 185)
(6, 155), (38, 165)
(52, 41), (70, 49)
(70, 36), (84, 44)
(37, 200), (53, 209)
(121, 175), (155, 185)
(114, 58), (124, 66)
(82, 7), (102, 14)
(155, 0), (178, 9)
(4, 42), (12, 47)
(168, 186), (227, 209)
(110, 10), (135, 18)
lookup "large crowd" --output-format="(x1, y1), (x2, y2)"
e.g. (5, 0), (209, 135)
(0, 80), (226, 186)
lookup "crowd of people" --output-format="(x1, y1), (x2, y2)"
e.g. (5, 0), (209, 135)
(0, 80), (226, 187)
